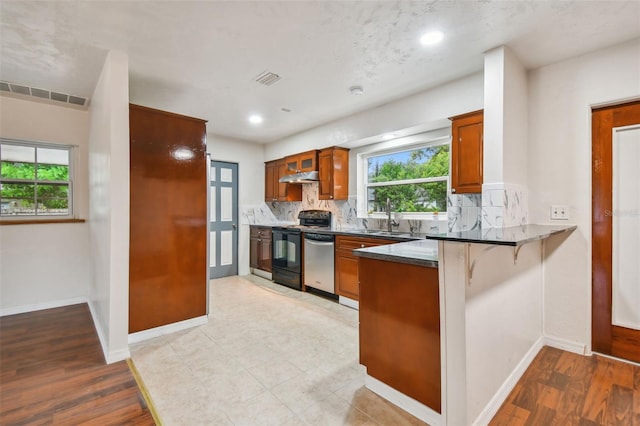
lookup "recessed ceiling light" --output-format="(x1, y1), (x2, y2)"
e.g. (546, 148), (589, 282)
(349, 86), (364, 95)
(248, 114), (263, 124)
(420, 31), (444, 46)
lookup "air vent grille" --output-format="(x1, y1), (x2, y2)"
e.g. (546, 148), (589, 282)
(0, 80), (88, 108)
(255, 71), (281, 86)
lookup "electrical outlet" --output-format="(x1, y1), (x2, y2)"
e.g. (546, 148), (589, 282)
(550, 205), (569, 220)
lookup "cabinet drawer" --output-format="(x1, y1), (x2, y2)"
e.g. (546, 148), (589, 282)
(250, 226), (272, 238)
(336, 235), (396, 251)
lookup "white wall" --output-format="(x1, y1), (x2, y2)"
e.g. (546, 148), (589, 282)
(528, 38), (640, 349)
(207, 134), (265, 275)
(0, 95), (91, 315)
(265, 72), (484, 161)
(87, 50), (131, 363)
(483, 46), (528, 186)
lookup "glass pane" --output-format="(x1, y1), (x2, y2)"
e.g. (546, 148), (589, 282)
(367, 145), (449, 184)
(36, 183), (69, 214)
(612, 126), (640, 330)
(37, 147), (69, 166)
(1, 160), (36, 180)
(37, 163), (69, 181)
(0, 183), (36, 215)
(367, 181), (447, 214)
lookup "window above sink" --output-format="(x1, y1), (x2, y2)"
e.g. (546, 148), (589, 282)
(356, 131), (450, 219)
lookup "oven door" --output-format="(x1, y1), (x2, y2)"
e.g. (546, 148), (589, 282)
(272, 229), (301, 273)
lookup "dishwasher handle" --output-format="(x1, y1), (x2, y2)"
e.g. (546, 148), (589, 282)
(305, 239), (335, 247)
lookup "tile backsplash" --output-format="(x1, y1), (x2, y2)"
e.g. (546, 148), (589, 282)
(241, 182), (448, 233)
(241, 182), (527, 232)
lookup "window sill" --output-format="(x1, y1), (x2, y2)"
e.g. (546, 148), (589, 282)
(0, 218), (86, 226)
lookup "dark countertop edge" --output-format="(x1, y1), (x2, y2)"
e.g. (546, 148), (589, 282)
(354, 249), (439, 268)
(353, 240), (439, 268)
(422, 225), (577, 246)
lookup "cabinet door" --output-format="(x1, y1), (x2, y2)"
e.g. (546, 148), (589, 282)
(335, 252), (360, 300)
(318, 149), (334, 200)
(450, 110), (483, 194)
(250, 236), (259, 269)
(258, 237), (272, 272)
(297, 150), (318, 172)
(264, 161), (277, 202)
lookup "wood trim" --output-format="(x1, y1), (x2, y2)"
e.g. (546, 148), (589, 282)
(591, 101), (640, 362)
(0, 218), (86, 225)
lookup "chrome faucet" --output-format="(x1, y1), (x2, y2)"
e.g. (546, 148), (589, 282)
(386, 198), (399, 232)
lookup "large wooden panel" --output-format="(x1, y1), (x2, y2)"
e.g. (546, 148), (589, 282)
(318, 147), (349, 201)
(129, 104), (208, 333)
(264, 160), (277, 202)
(359, 257), (441, 412)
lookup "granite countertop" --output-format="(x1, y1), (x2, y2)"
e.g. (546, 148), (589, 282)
(422, 224), (577, 246)
(353, 239), (439, 268)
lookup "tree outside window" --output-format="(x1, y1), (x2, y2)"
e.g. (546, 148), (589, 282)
(0, 141), (72, 217)
(366, 143), (449, 214)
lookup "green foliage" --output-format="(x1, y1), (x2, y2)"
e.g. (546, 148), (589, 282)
(368, 145), (449, 213)
(1, 161), (69, 211)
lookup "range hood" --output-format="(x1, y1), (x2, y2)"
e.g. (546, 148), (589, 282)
(279, 170), (319, 184)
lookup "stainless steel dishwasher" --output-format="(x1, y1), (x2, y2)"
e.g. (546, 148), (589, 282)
(303, 232), (335, 294)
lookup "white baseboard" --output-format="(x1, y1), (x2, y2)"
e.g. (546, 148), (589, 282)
(87, 300), (131, 364)
(339, 296), (359, 310)
(472, 336), (545, 426)
(543, 334), (587, 355)
(0, 297), (87, 317)
(365, 375), (442, 426)
(128, 315), (208, 344)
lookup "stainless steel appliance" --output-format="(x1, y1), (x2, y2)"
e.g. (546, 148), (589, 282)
(272, 210), (332, 290)
(304, 232), (335, 294)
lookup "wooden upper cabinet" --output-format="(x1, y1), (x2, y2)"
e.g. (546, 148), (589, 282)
(318, 147), (349, 200)
(264, 160), (277, 202)
(285, 150), (319, 174)
(264, 159), (302, 202)
(277, 159), (302, 201)
(450, 110), (483, 194)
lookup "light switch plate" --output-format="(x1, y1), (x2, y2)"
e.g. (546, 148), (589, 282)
(550, 205), (569, 220)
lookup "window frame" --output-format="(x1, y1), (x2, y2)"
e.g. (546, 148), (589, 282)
(357, 134), (451, 220)
(0, 138), (75, 220)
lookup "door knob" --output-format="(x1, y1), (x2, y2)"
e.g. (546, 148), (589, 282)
(232, 224), (237, 230)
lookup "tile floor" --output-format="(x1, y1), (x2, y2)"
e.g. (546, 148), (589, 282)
(130, 275), (427, 426)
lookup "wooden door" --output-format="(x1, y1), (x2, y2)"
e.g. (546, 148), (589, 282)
(129, 104), (207, 333)
(592, 100), (640, 363)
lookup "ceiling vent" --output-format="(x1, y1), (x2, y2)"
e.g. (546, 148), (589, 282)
(255, 71), (281, 86)
(0, 80), (89, 108)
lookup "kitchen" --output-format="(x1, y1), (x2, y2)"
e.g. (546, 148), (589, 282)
(1, 1), (640, 425)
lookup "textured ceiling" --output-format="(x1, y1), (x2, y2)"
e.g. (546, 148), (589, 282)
(1, 1), (639, 143)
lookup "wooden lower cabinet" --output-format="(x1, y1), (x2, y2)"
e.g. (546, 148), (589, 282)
(359, 257), (441, 413)
(250, 226), (272, 272)
(334, 235), (396, 301)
